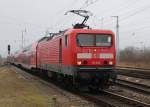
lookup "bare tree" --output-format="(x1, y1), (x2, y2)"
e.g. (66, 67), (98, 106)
(120, 47), (150, 63)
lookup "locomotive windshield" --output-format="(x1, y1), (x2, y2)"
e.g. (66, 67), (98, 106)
(77, 34), (112, 47)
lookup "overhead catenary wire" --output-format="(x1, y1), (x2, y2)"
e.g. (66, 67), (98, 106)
(79, 0), (100, 9)
(104, 3), (150, 27)
(121, 24), (150, 33)
(100, 0), (140, 26)
(75, 0), (142, 30)
(102, 0), (139, 16)
(50, 0), (79, 31)
(51, 0), (135, 30)
(51, 0), (150, 36)
(120, 4), (150, 23)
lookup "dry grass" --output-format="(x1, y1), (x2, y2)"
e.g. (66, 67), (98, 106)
(0, 66), (50, 107)
(0, 66), (95, 107)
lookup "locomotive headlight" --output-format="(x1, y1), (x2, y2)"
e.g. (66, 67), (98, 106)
(77, 53), (92, 59)
(77, 61), (82, 65)
(109, 61), (113, 65)
(99, 53), (113, 59)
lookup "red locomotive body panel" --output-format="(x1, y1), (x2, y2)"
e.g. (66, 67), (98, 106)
(13, 29), (116, 73)
(70, 29), (116, 67)
(33, 29), (116, 76)
(37, 31), (73, 73)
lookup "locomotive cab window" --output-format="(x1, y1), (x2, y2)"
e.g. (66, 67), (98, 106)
(96, 35), (112, 46)
(65, 35), (68, 47)
(77, 34), (112, 47)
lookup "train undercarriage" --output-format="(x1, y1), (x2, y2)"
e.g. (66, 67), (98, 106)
(46, 67), (117, 92)
(14, 63), (117, 92)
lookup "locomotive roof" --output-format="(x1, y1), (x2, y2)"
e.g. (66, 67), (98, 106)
(13, 28), (115, 56)
(38, 36), (49, 42)
(68, 28), (114, 34)
(37, 28), (114, 43)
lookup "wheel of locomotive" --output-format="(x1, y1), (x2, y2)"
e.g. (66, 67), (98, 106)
(88, 85), (99, 93)
(99, 78), (110, 90)
(49, 72), (57, 81)
(88, 79), (100, 93)
(57, 74), (65, 87)
(72, 81), (80, 91)
(64, 76), (72, 90)
(47, 71), (53, 79)
(63, 76), (76, 91)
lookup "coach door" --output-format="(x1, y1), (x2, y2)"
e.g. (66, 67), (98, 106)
(59, 38), (62, 64)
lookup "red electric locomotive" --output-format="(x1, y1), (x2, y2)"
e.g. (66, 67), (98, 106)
(11, 10), (117, 90)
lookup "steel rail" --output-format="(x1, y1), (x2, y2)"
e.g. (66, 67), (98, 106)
(116, 68), (150, 79)
(103, 90), (150, 107)
(117, 66), (150, 71)
(116, 79), (150, 95)
(79, 93), (117, 107)
(80, 90), (150, 107)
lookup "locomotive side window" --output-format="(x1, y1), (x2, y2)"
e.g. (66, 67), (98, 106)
(65, 35), (68, 47)
(77, 34), (112, 47)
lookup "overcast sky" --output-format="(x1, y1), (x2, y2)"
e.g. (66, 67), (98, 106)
(0, 0), (150, 57)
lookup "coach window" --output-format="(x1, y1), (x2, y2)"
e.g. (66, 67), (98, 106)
(65, 35), (68, 47)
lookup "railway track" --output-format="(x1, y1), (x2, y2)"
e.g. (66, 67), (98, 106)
(80, 90), (150, 107)
(11, 65), (150, 107)
(116, 67), (150, 95)
(116, 78), (150, 95)
(116, 67), (150, 79)
(117, 66), (150, 71)
(103, 90), (150, 107)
